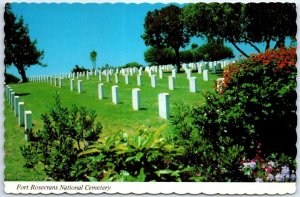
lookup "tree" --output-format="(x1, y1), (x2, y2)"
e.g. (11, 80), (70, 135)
(71, 65), (90, 73)
(121, 62), (142, 69)
(182, 3), (296, 57)
(142, 5), (190, 71)
(4, 3), (46, 82)
(194, 40), (234, 61)
(90, 50), (97, 72)
(144, 47), (175, 66)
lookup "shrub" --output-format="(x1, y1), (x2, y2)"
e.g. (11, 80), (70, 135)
(171, 47), (296, 181)
(171, 102), (246, 181)
(21, 95), (102, 181)
(73, 129), (191, 182)
(219, 47), (297, 157)
(71, 65), (90, 73)
(5, 73), (20, 84)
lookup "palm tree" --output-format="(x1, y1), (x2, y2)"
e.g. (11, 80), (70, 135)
(90, 50), (97, 72)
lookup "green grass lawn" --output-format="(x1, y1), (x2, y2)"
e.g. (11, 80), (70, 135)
(4, 70), (221, 181)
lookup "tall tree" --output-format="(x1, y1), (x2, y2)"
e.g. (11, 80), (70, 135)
(182, 3), (296, 57)
(4, 3), (46, 82)
(90, 50), (97, 72)
(142, 5), (190, 71)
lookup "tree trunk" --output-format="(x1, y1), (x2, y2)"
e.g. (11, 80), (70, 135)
(274, 36), (285, 49)
(265, 37), (271, 51)
(17, 65), (28, 82)
(174, 47), (181, 73)
(228, 39), (249, 58)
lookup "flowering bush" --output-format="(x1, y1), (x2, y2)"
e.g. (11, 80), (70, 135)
(214, 47), (297, 158)
(240, 153), (296, 182)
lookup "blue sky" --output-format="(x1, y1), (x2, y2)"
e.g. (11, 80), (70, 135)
(7, 3), (291, 77)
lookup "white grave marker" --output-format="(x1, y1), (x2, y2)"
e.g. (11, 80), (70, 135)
(112, 85), (119, 104)
(151, 75), (157, 88)
(158, 93), (170, 120)
(78, 80), (82, 93)
(132, 88), (141, 110)
(189, 77), (197, 93)
(168, 76), (175, 90)
(98, 83), (104, 100)
(203, 70), (209, 81)
(14, 96), (19, 116)
(18, 102), (25, 126)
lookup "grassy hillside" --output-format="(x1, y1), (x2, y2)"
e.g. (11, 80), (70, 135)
(4, 71), (220, 180)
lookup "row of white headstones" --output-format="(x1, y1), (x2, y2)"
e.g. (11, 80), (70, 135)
(27, 62), (229, 120)
(5, 85), (32, 140)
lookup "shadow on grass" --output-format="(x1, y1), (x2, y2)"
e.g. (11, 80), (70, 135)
(15, 93), (30, 96)
(140, 107), (147, 110)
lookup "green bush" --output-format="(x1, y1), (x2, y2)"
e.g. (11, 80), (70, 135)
(5, 73), (20, 84)
(74, 129), (191, 182)
(170, 102), (246, 181)
(21, 95), (102, 181)
(170, 47), (296, 181)
(219, 47), (297, 157)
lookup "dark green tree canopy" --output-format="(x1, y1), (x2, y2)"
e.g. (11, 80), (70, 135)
(4, 3), (46, 82)
(71, 65), (90, 73)
(182, 3), (296, 57)
(194, 40), (234, 61)
(142, 5), (190, 70)
(144, 47), (175, 66)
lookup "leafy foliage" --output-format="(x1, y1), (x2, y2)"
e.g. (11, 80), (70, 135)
(4, 73), (20, 84)
(218, 47), (297, 157)
(182, 3), (296, 57)
(170, 47), (296, 181)
(71, 65), (90, 73)
(142, 5), (190, 70)
(74, 129), (191, 182)
(4, 3), (46, 82)
(121, 62), (142, 69)
(144, 47), (175, 66)
(194, 40), (234, 61)
(170, 102), (246, 181)
(21, 95), (102, 181)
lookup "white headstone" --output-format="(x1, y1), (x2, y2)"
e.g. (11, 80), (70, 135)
(70, 79), (74, 91)
(112, 85), (119, 104)
(125, 74), (129, 85)
(203, 70), (209, 81)
(115, 73), (119, 83)
(14, 96), (19, 116)
(137, 74), (142, 86)
(98, 83), (104, 100)
(189, 77), (197, 93)
(106, 73), (110, 82)
(99, 72), (102, 81)
(159, 68), (163, 79)
(212, 63), (216, 74)
(10, 92), (15, 109)
(197, 63), (202, 74)
(158, 93), (170, 120)
(187, 69), (192, 79)
(59, 78), (62, 88)
(87, 73), (90, 80)
(78, 80), (82, 94)
(172, 69), (177, 78)
(168, 76), (175, 90)
(25, 110), (32, 131)
(151, 75), (157, 88)
(132, 88), (141, 110)
(18, 102), (25, 126)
